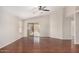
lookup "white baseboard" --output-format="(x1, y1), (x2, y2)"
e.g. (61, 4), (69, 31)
(0, 37), (23, 49)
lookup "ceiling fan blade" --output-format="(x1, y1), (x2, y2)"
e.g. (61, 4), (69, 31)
(43, 9), (50, 11)
(42, 6), (46, 9)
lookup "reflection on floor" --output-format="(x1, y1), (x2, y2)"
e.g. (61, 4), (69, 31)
(0, 37), (79, 53)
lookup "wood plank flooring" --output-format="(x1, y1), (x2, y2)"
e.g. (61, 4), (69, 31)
(0, 37), (78, 53)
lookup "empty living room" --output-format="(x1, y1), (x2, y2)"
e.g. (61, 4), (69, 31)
(0, 6), (79, 53)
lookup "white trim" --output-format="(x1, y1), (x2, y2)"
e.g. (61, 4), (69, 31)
(0, 37), (22, 49)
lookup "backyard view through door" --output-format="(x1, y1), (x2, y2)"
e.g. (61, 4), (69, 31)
(27, 23), (40, 43)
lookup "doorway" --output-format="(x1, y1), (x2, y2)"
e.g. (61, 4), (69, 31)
(27, 23), (40, 37)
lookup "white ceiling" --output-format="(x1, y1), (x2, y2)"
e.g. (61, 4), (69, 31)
(3, 6), (63, 19)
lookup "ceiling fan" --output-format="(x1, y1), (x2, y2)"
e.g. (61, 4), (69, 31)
(38, 6), (50, 11)
(32, 6), (50, 14)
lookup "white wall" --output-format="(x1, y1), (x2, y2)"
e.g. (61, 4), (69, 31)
(63, 17), (72, 39)
(61, 7), (76, 40)
(23, 15), (50, 37)
(0, 7), (23, 48)
(75, 13), (79, 44)
(49, 8), (64, 39)
(23, 7), (64, 39)
(64, 6), (77, 44)
(65, 6), (75, 17)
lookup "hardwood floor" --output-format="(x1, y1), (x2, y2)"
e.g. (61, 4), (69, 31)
(0, 37), (78, 53)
